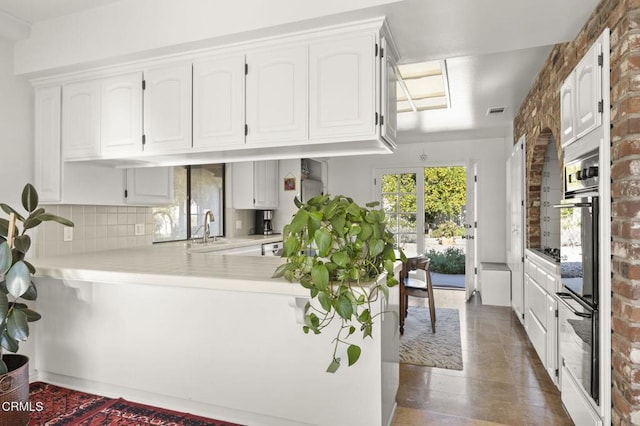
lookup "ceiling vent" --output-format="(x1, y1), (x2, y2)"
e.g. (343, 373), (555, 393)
(486, 106), (506, 116)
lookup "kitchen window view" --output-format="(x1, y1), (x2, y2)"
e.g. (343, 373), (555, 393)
(152, 164), (225, 242)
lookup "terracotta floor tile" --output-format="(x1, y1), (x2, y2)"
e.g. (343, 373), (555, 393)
(394, 290), (573, 425)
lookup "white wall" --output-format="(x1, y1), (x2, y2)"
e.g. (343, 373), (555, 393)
(327, 138), (508, 263)
(0, 38), (33, 207)
(14, 0), (400, 76)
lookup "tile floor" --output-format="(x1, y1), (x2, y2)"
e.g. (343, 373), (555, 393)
(393, 289), (573, 425)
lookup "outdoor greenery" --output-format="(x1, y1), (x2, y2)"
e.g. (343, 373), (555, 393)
(0, 184), (73, 374)
(274, 194), (405, 373)
(426, 247), (466, 274)
(430, 221), (465, 238)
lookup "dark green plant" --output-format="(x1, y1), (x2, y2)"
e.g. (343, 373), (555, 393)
(426, 247), (466, 274)
(273, 194), (405, 373)
(0, 184), (73, 374)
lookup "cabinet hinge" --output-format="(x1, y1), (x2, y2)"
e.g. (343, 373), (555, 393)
(555, 309), (559, 318)
(124, 189), (128, 198)
(374, 178), (377, 186)
(555, 368), (559, 377)
(474, 267), (477, 275)
(244, 124), (248, 136)
(142, 134), (146, 145)
(245, 63), (248, 75)
(380, 47), (384, 59)
(598, 100), (603, 113)
(521, 200), (524, 206)
(375, 112), (379, 125)
(380, 115), (384, 126)
(522, 313), (525, 320)
(142, 80), (146, 90)
(474, 175), (477, 182)
(474, 221), (477, 228)
(375, 43), (379, 57)
(598, 53), (603, 67)
(521, 256), (525, 263)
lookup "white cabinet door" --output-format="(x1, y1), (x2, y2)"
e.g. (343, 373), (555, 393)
(575, 42), (602, 139)
(560, 76), (576, 147)
(34, 86), (62, 203)
(101, 72), (143, 157)
(546, 293), (558, 384)
(246, 45), (307, 144)
(125, 167), (173, 205)
(193, 55), (245, 148)
(309, 33), (376, 139)
(380, 36), (397, 145)
(62, 80), (101, 160)
(231, 161), (278, 209)
(143, 64), (192, 153)
(254, 160), (279, 209)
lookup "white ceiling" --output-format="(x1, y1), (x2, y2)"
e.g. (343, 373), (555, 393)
(0, 0), (600, 143)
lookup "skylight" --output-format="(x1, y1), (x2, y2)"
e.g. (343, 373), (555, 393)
(397, 60), (450, 113)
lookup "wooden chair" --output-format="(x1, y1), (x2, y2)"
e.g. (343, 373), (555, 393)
(404, 258), (436, 333)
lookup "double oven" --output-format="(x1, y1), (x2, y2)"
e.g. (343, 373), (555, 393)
(555, 149), (600, 405)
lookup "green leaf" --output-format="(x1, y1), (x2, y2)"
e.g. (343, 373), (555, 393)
(0, 242), (11, 275)
(318, 291), (332, 312)
(365, 201), (380, 208)
(288, 209), (309, 234)
(0, 332), (17, 355)
(358, 308), (371, 323)
(326, 358), (341, 373)
(334, 294), (353, 319)
(362, 323), (373, 338)
(0, 359), (7, 374)
(293, 196), (303, 208)
(7, 309), (28, 341)
(330, 217), (346, 238)
(348, 224), (361, 236)
(23, 261), (36, 275)
(0, 205), (24, 222)
(22, 216), (43, 231)
(311, 264), (329, 291)
(283, 236), (299, 257)
(368, 239), (385, 257)
(21, 184), (39, 213)
(314, 228), (332, 257)
(20, 282), (37, 301)
(13, 235), (31, 254)
(360, 223), (373, 241)
(20, 308), (41, 323)
(272, 263), (289, 279)
(6, 261), (30, 298)
(347, 326), (356, 336)
(347, 344), (362, 366)
(346, 202), (361, 218)
(331, 251), (349, 267)
(37, 214), (74, 227)
(0, 293), (8, 319)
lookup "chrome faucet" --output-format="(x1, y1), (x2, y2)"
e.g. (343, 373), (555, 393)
(203, 210), (215, 243)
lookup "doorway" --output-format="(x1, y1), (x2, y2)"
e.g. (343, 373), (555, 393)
(376, 165), (472, 292)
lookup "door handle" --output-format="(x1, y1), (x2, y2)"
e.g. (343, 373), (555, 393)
(556, 292), (593, 318)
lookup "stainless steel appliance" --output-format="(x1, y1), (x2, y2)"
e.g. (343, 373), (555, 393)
(555, 148), (599, 405)
(301, 179), (323, 203)
(261, 241), (283, 256)
(255, 210), (273, 235)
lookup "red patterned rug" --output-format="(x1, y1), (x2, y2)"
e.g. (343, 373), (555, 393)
(28, 382), (242, 425)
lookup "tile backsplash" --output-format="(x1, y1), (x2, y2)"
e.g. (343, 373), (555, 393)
(35, 205), (154, 258)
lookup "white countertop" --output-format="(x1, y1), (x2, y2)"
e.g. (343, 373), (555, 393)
(31, 236), (312, 296)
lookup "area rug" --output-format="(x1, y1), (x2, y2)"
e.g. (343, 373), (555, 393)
(400, 306), (463, 370)
(28, 382), (241, 425)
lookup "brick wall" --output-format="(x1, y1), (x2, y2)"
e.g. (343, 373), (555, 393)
(513, 0), (640, 423)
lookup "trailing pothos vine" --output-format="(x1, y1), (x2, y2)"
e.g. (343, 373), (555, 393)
(273, 194), (405, 373)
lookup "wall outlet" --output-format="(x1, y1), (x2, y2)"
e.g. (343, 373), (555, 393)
(235, 220), (242, 230)
(63, 226), (73, 242)
(135, 223), (145, 236)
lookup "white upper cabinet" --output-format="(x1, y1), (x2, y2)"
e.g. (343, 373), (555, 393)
(231, 161), (279, 209)
(380, 36), (398, 146)
(560, 38), (603, 148)
(34, 86), (62, 203)
(143, 64), (192, 153)
(560, 77), (576, 147)
(309, 33), (376, 139)
(246, 45), (308, 144)
(193, 55), (245, 149)
(575, 42), (602, 139)
(101, 72), (143, 157)
(125, 167), (174, 205)
(62, 80), (101, 160)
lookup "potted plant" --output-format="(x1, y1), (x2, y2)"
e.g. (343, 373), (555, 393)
(273, 194), (405, 372)
(0, 184), (73, 425)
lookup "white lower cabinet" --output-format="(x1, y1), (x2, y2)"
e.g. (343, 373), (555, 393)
(561, 365), (603, 426)
(524, 250), (560, 386)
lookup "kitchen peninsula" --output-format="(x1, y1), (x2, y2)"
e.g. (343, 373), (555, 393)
(32, 242), (400, 426)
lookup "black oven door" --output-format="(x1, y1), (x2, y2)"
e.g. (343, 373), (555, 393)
(557, 291), (599, 405)
(556, 196), (599, 307)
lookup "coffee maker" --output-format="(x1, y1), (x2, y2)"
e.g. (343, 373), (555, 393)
(255, 210), (274, 235)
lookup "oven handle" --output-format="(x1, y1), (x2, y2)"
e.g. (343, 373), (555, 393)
(553, 202), (592, 209)
(556, 292), (593, 318)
